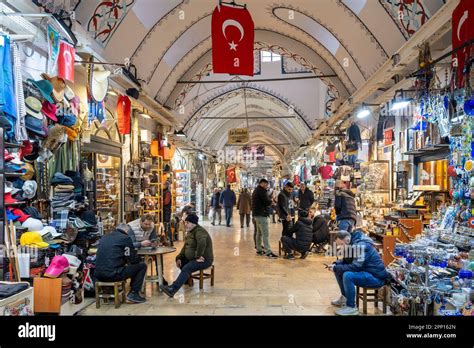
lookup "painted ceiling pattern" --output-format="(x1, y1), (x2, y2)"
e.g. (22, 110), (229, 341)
(58, 0), (446, 160)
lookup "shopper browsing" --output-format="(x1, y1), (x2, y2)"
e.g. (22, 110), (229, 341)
(278, 182), (294, 238)
(210, 187), (222, 225)
(237, 187), (251, 228)
(160, 214), (214, 297)
(334, 182), (357, 233)
(309, 208), (330, 252)
(95, 224), (147, 304)
(252, 178), (278, 259)
(127, 214), (158, 249)
(328, 230), (390, 316)
(297, 183), (315, 212)
(219, 184), (236, 227)
(280, 210), (313, 260)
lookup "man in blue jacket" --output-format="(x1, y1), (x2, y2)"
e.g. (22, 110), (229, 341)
(328, 230), (390, 316)
(219, 184), (236, 227)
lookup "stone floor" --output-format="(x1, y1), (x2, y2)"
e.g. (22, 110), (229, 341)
(81, 211), (386, 316)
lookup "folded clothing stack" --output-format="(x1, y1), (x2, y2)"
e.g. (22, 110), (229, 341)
(51, 173), (75, 230)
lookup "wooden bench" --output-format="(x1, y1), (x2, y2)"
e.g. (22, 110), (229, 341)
(356, 285), (388, 315)
(189, 265), (215, 290)
(95, 281), (126, 309)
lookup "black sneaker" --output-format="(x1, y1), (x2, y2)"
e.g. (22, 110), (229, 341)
(256, 251), (265, 256)
(211, 222), (215, 226)
(127, 291), (146, 303)
(159, 284), (176, 298)
(241, 225), (244, 228)
(266, 252), (278, 259)
(162, 278), (169, 286)
(284, 254), (296, 260)
(300, 251), (309, 259)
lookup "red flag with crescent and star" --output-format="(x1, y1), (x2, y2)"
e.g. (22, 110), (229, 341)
(58, 40), (75, 83)
(452, 0), (474, 88)
(212, 4), (254, 76)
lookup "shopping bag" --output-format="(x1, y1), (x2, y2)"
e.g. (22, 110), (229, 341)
(208, 207), (215, 220)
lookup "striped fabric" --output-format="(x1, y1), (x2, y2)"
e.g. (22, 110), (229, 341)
(12, 42), (27, 141)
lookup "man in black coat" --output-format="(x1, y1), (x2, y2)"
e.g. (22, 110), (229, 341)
(297, 183), (315, 212)
(252, 179), (278, 259)
(334, 184), (357, 233)
(95, 224), (147, 303)
(280, 210), (313, 260)
(309, 208), (330, 251)
(278, 182), (294, 238)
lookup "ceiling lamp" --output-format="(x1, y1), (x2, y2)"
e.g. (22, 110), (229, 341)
(356, 105), (371, 119)
(174, 129), (186, 137)
(391, 90), (411, 111)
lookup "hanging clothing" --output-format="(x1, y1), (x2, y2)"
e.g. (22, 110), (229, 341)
(347, 123), (361, 143)
(12, 43), (27, 141)
(116, 95), (131, 135)
(0, 35), (16, 118)
(318, 165), (333, 180)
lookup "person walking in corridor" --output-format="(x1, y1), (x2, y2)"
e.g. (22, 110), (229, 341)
(297, 182), (315, 212)
(237, 187), (251, 228)
(219, 184), (236, 227)
(210, 187), (222, 225)
(252, 179), (278, 259)
(278, 182), (294, 238)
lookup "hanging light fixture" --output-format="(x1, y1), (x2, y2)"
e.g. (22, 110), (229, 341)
(391, 90), (411, 111)
(174, 129), (186, 137)
(356, 104), (371, 119)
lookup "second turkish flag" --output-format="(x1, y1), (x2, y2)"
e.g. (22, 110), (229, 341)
(58, 41), (75, 83)
(212, 4), (254, 76)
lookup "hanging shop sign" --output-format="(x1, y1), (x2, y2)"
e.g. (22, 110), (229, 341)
(227, 128), (249, 144)
(211, 3), (254, 76)
(452, 0), (474, 88)
(242, 145), (264, 160)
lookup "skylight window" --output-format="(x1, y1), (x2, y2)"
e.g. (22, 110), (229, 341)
(261, 51), (281, 62)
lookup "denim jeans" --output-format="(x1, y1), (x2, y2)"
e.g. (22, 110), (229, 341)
(334, 271), (384, 308)
(338, 219), (355, 233)
(172, 257), (212, 292)
(212, 207), (222, 225)
(254, 216), (272, 254)
(224, 207), (233, 226)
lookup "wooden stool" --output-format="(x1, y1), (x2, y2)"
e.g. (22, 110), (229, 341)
(356, 285), (387, 315)
(278, 241), (288, 256)
(190, 265), (215, 290)
(95, 281), (126, 309)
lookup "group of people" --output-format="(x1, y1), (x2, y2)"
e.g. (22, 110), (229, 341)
(94, 209), (214, 304)
(93, 178), (389, 316)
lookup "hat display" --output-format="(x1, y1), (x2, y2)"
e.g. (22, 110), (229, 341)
(22, 217), (44, 232)
(11, 209), (30, 223)
(185, 213), (199, 225)
(22, 180), (37, 199)
(43, 125), (66, 152)
(69, 96), (80, 116)
(62, 254), (81, 275)
(41, 74), (65, 103)
(51, 172), (74, 185)
(88, 57), (110, 103)
(27, 78), (55, 104)
(64, 85), (75, 101)
(5, 181), (21, 195)
(4, 193), (18, 204)
(25, 96), (43, 119)
(20, 162), (35, 181)
(6, 209), (20, 222)
(25, 115), (47, 137)
(23, 206), (43, 220)
(59, 226), (78, 244)
(80, 210), (97, 226)
(44, 255), (70, 278)
(39, 226), (62, 238)
(41, 101), (58, 122)
(57, 113), (77, 127)
(20, 231), (49, 249)
(23, 141), (40, 161)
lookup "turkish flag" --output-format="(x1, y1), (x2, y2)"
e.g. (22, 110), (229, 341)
(452, 0), (474, 88)
(212, 4), (254, 76)
(58, 41), (75, 83)
(226, 167), (237, 183)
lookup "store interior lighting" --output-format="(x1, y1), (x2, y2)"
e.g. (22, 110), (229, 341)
(174, 129), (186, 137)
(390, 90), (412, 111)
(356, 106), (371, 119)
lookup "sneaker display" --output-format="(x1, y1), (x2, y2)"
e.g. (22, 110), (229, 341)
(266, 252), (278, 259)
(126, 291), (146, 304)
(331, 295), (347, 307)
(335, 306), (359, 316)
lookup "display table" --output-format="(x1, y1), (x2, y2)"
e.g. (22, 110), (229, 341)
(138, 247), (176, 292)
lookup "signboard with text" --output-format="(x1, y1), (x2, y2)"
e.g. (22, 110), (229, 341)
(228, 128), (249, 144)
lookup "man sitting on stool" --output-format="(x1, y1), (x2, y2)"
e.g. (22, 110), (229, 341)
(127, 214), (158, 249)
(280, 210), (313, 260)
(160, 214), (214, 297)
(328, 230), (390, 316)
(95, 224), (147, 304)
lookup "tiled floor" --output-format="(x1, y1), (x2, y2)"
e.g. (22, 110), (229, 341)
(81, 212), (386, 316)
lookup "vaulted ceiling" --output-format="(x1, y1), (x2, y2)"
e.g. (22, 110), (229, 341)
(68, 0), (445, 163)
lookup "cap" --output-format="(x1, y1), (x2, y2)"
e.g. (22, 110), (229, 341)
(44, 255), (70, 278)
(19, 231), (49, 249)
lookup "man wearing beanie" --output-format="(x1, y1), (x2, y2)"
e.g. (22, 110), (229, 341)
(160, 213), (213, 297)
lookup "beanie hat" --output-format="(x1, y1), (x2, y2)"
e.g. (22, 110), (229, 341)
(185, 213), (199, 225)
